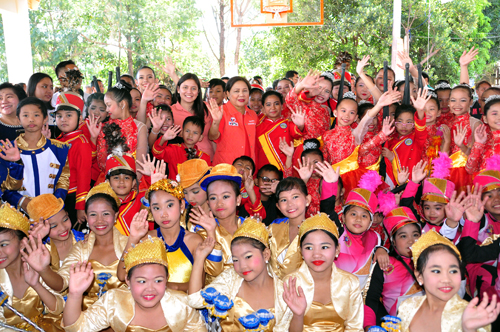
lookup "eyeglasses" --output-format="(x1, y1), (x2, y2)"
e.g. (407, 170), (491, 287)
(258, 176), (279, 183)
(394, 122), (415, 128)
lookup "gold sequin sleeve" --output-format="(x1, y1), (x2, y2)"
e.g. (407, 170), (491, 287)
(55, 158), (70, 192)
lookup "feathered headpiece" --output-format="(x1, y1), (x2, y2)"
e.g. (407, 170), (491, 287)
(62, 69), (84, 93)
(335, 51), (353, 66)
(422, 152), (455, 204)
(104, 123), (135, 175)
(343, 171), (382, 216)
(377, 191), (419, 236)
(473, 154), (500, 193)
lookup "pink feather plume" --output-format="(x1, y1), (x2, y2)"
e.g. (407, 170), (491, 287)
(377, 191), (398, 216)
(486, 155), (500, 171)
(431, 152), (452, 179)
(357, 170), (382, 192)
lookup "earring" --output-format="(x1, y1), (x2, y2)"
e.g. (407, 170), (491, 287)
(418, 281), (422, 286)
(265, 260), (268, 264)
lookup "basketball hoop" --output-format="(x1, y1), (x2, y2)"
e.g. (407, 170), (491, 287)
(262, 5), (291, 20)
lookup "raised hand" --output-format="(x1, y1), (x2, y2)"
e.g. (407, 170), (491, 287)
(68, 262), (94, 296)
(294, 157), (314, 183)
(442, 125), (451, 145)
(194, 237), (216, 260)
(356, 55), (370, 76)
(464, 185), (488, 223)
(190, 207), (217, 237)
(88, 114), (103, 142)
(136, 154), (157, 177)
(397, 51), (415, 71)
(410, 87), (431, 112)
(397, 166), (410, 184)
(0, 139), (20, 162)
(381, 147), (395, 162)
(453, 123), (467, 148)
(474, 124), (488, 145)
(445, 191), (467, 225)
(411, 160), (428, 183)
(283, 277), (307, 316)
(148, 107), (166, 133)
(243, 172), (255, 192)
(129, 210), (149, 243)
(381, 117), (395, 137)
(160, 56), (177, 77)
(29, 217), (51, 239)
(41, 123), (51, 139)
(462, 293), (500, 332)
(290, 106), (306, 130)
(207, 98), (223, 123)
(279, 137), (294, 157)
(376, 88), (402, 108)
(315, 162), (340, 184)
(459, 47), (479, 67)
(297, 69), (321, 95)
(20, 234), (51, 273)
(150, 159), (167, 184)
(22, 261), (40, 287)
(142, 83), (160, 102)
(161, 125), (181, 142)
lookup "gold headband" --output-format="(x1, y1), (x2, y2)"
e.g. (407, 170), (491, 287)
(232, 217), (269, 247)
(299, 213), (339, 241)
(146, 179), (184, 201)
(411, 229), (461, 268)
(86, 182), (121, 206)
(0, 203), (30, 236)
(123, 236), (169, 273)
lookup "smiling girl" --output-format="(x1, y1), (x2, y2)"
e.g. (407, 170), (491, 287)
(0, 83), (27, 141)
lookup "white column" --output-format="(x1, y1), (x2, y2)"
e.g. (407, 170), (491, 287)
(391, 0), (401, 79)
(0, 0), (33, 83)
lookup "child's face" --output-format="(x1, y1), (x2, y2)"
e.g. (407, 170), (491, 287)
(208, 85), (225, 106)
(313, 80), (332, 104)
(301, 230), (339, 273)
(178, 79), (199, 104)
(88, 100), (107, 123)
(108, 173), (136, 199)
(86, 199), (117, 236)
(483, 103), (500, 132)
(130, 89), (141, 118)
(55, 110), (79, 133)
(276, 80), (292, 97)
(424, 99), (441, 125)
(375, 70), (395, 91)
(277, 188), (311, 220)
(483, 188), (500, 217)
(479, 89), (498, 112)
(0, 88), (19, 116)
(388, 104), (397, 123)
(449, 89), (471, 116)
(372, 212), (383, 225)
(57, 64), (78, 88)
(48, 209), (72, 242)
(0, 231), (21, 268)
(182, 122), (203, 148)
(227, 81), (250, 109)
(395, 111), (414, 137)
(256, 170), (280, 197)
(393, 223), (420, 257)
(355, 80), (371, 100)
(334, 99), (358, 127)
(366, 112), (378, 132)
(305, 153), (324, 179)
(160, 111), (174, 134)
(398, 82), (417, 101)
(437, 90), (451, 113)
(208, 181), (241, 220)
(416, 249), (461, 303)
(121, 76), (135, 88)
(18, 105), (46, 133)
(127, 264), (167, 309)
(150, 190), (183, 229)
(332, 85), (349, 101)
(183, 183), (207, 208)
(35, 77), (54, 103)
(154, 88), (172, 107)
(136, 68), (155, 92)
(233, 159), (254, 177)
(248, 92), (263, 114)
(104, 94), (124, 120)
(262, 95), (282, 120)
(232, 242), (269, 281)
(344, 205), (371, 234)
(422, 201), (446, 225)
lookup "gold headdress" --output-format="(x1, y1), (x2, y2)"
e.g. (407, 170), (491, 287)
(145, 179), (184, 201)
(232, 217), (269, 247)
(411, 229), (461, 268)
(27, 194), (65, 222)
(86, 182), (121, 206)
(0, 203), (30, 236)
(298, 212), (339, 241)
(123, 236), (169, 273)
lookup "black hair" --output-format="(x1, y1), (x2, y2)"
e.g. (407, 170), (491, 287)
(106, 168), (137, 181)
(135, 66), (156, 79)
(415, 244), (463, 278)
(17, 97), (47, 118)
(427, 95), (440, 110)
(394, 80), (406, 91)
(231, 236), (267, 252)
(332, 80), (351, 90)
(377, 67), (396, 79)
(257, 164), (283, 181)
(54, 60), (76, 78)
(394, 104), (416, 120)
(233, 155), (256, 175)
(126, 263), (168, 281)
(156, 104), (173, 118)
(250, 88), (264, 96)
(85, 193), (119, 214)
(158, 85), (173, 98)
(253, 75), (263, 81)
(300, 229), (338, 247)
(27, 73), (52, 98)
(0, 227), (27, 242)
(176, 73), (209, 118)
(357, 102), (375, 120)
(301, 138), (324, 161)
(451, 85), (473, 100)
(221, 76), (230, 80)
(209, 79), (226, 91)
(262, 90), (283, 105)
(285, 71), (299, 79)
(422, 72), (429, 81)
(225, 76), (252, 93)
(275, 177), (308, 199)
(272, 79), (280, 90)
(484, 97), (500, 116)
(476, 80), (491, 90)
(277, 78), (294, 88)
(86, 92), (105, 108)
(106, 80), (133, 109)
(121, 74), (135, 82)
(320, 75), (335, 91)
(355, 74), (374, 87)
(183, 115), (205, 133)
(207, 179), (241, 196)
(0, 82), (27, 102)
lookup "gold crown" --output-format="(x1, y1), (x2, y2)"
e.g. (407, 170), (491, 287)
(411, 229), (461, 268)
(299, 213), (339, 241)
(123, 236), (169, 273)
(145, 179), (184, 201)
(27, 194), (65, 222)
(0, 203), (30, 235)
(86, 182), (121, 206)
(232, 217), (269, 247)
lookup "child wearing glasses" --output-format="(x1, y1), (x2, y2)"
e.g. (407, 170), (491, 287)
(382, 88), (429, 186)
(255, 164), (283, 225)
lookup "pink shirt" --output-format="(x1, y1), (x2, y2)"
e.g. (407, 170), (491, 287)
(171, 102), (214, 159)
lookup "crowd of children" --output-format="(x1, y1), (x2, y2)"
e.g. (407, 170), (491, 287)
(1, 48), (500, 331)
